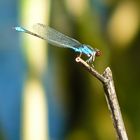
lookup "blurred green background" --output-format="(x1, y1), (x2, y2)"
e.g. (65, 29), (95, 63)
(0, 0), (140, 140)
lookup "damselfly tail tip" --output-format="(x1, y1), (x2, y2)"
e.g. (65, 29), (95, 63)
(12, 26), (25, 32)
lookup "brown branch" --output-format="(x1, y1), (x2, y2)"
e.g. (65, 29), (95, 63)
(75, 57), (128, 140)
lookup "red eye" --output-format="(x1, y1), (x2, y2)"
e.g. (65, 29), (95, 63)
(95, 49), (101, 57)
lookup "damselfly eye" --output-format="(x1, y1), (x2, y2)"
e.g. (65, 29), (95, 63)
(95, 49), (101, 57)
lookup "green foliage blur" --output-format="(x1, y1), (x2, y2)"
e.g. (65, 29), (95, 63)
(48, 0), (140, 139)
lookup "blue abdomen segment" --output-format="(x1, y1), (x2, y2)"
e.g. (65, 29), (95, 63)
(74, 44), (95, 57)
(73, 44), (96, 63)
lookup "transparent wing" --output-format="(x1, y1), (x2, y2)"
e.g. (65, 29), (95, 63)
(33, 23), (81, 49)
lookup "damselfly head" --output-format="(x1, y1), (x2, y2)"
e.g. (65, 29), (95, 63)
(95, 48), (101, 57)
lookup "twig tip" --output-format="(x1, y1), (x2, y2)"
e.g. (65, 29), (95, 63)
(103, 67), (112, 79)
(75, 57), (80, 62)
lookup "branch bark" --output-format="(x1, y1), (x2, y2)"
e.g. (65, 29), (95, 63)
(75, 57), (128, 140)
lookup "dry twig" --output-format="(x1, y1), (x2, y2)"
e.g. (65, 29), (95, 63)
(75, 57), (128, 140)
